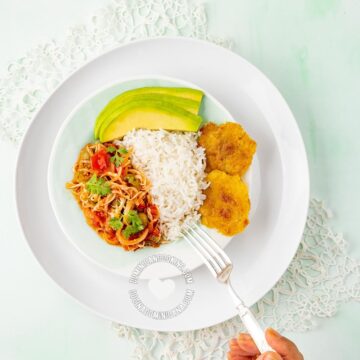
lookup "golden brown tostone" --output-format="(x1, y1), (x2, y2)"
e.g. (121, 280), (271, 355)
(199, 170), (250, 236)
(198, 122), (256, 177)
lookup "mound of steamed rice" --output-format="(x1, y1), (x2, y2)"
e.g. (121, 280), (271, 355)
(117, 129), (208, 241)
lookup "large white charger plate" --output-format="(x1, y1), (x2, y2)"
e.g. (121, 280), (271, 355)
(16, 37), (309, 331)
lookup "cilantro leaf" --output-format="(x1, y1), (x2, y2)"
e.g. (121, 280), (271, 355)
(127, 210), (144, 227)
(118, 148), (128, 154)
(107, 147), (128, 167)
(106, 146), (116, 153)
(86, 174), (111, 196)
(110, 153), (124, 167)
(109, 217), (123, 230)
(122, 210), (145, 239)
(123, 226), (140, 239)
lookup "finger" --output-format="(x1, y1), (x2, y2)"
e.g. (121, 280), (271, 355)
(257, 351), (282, 360)
(229, 338), (255, 357)
(227, 350), (256, 360)
(236, 333), (260, 355)
(265, 328), (304, 359)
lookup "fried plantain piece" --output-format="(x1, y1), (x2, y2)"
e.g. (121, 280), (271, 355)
(200, 170), (250, 236)
(199, 122), (256, 177)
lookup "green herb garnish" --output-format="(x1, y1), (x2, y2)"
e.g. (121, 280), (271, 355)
(118, 148), (128, 154)
(108, 147), (128, 167)
(86, 174), (111, 196)
(122, 210), (145, 238)
(110, 153), (124, 167)
(106, 146), (117, 153)
(125, 175), (135, 182)
(109, 217), (123, 230)
(125, 174), (140, 188)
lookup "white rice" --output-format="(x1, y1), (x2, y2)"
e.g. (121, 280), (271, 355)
(117, 129), (208, 241)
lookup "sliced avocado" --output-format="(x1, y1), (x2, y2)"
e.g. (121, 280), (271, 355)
(99, 100), (202, 142)
(132, 94), (200, 113)
(97, 94), (201, 138)
(94, 87), (204, 139)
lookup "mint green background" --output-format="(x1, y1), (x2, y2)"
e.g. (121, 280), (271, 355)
(0, 0), (359, 359)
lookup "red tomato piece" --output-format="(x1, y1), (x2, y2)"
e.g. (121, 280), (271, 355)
(121, 166), (128, 177)
(137, 203), (146, 211)
(149, 205), (158, 217)
(91, 149), (110, 173)
(152, 227), (160, 237)
(92, 211), (106, 227)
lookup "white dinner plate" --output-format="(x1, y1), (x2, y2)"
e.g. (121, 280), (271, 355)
(16, 37), (309, 331)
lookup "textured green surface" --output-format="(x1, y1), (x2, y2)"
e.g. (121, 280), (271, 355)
(0, 0), (359, 359)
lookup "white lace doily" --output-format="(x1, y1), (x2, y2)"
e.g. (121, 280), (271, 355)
(1, 1), (359, 359)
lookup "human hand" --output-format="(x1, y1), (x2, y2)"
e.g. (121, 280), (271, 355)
(227, 328), (304, 360)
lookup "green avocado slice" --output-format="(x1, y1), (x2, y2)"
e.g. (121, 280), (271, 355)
(94, 87), (204, 139)
(96, 93), (201, 138)
(99, 99), (203, 142)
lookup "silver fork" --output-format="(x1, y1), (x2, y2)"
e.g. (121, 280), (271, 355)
(183, 223), (273, 354)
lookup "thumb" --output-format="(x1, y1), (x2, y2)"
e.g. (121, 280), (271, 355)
(265, 328), (302, 359)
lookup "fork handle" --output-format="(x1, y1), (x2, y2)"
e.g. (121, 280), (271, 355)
(236, 302), (274, 354)
(227, 281), (274, 354)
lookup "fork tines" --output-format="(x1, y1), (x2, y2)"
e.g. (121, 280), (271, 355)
(183, 223), (232, 279)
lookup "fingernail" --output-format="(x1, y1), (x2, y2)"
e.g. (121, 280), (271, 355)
(267, 328), (281, 338)
(237, 333), (252, 341)
(264, 352), (279, 360)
